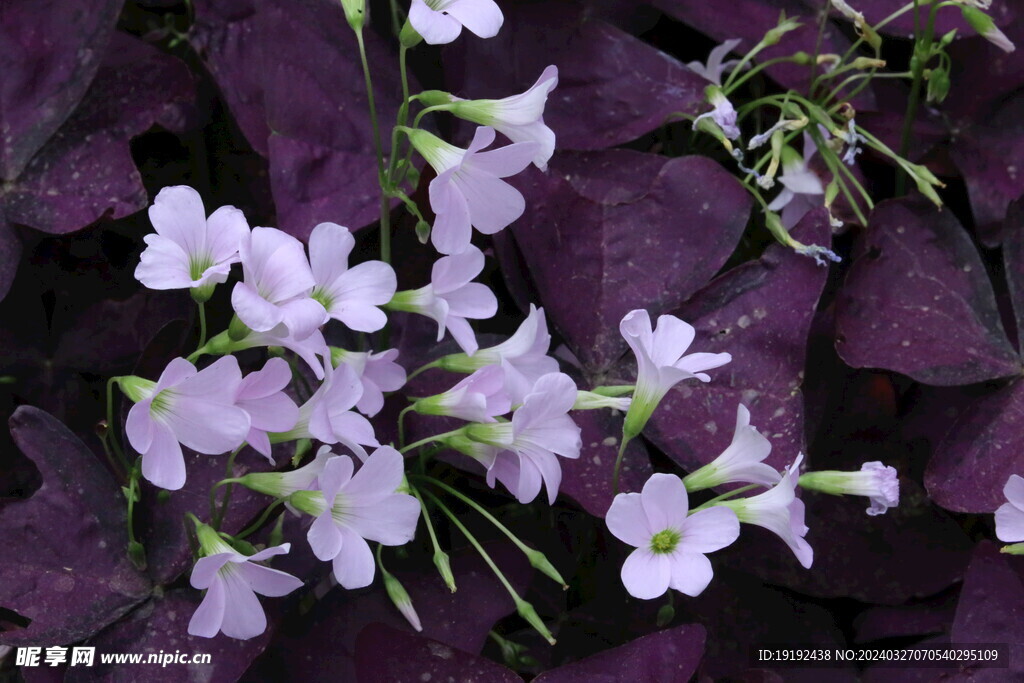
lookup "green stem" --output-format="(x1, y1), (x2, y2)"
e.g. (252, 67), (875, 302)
(723, 56), (807, 95)
(897, 0), (940, 194)
(400, 430), (460, 454)
(235, 499), (284, 540)
(354, 27), (389, 263)
(406, 359), (441, 383)
(212, 444), (245, 529)
(411, 486), (444, 557)
(398, 404), (414, 449)
(106, 378), (131, 473)
(690, 484), (760, 513)
(611, 436), (631, 495)
(196, 301), (207, 351)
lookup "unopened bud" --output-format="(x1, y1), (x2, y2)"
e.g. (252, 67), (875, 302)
(433, 550), (457, 592)
(384, 572), (423, 631)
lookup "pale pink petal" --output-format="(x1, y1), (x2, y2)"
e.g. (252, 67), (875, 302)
(333, 528), (376, 589)
(996, 502), (1024, 542)
(308, 222), (355, 286)
(319, 455), (355, 503)
(237, 357), (292, 400)
(190, 553), (236, 589)
(498, 121), (555, 170)
(345, 494), (422, 544)
(429, 171), (474, 255)
(680, 506), (740, 554)
(620, 548), (671, 600)
(640, 473), (689, 532)
(175, 355), (242, 400)
(188, 577), (226, 638)
(445, 315), (479, 355)
(245, 228), (315, 302)
(141, 423), (187, 490)
(239, 562), (303, 597)
(453, 171), (525, 234)
(444, 0), (503, 38)
(467, 141), (538, 179)
(205, 205), (250, 264)
(240, 392), (299, 433)
(514, 455), (544, 504)
(148, 186), (207, 255)
(606, 492), (654, 547)
(154, 357), (198, 392)
(164, 400), (250, 455)
(525, 446), (563, 505)
(1005, 474), (1024, 508)
(126, 401), (154, 454)
(668, 551), (715, 597)
(442, 282), (497, 319)
(248, 429), (273, 461)
(431, 246), (484, 294)
(343, 446), (405, 505)
(278, 296), (329, 341)
(308, 511), (344, 561)
(135, 234), (191, 289)
(232, 282), (285, 332)
(408, 0), (463, 44)
(218, 573), (267, 640)
(650, 315), (696, 367)
(329, 410), (379, 448)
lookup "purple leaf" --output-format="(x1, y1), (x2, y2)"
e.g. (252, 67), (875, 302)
(191, 0), (406, 235)
(0, 406), (150, 646)
(924, 378), (1024, 513)
(64, 590), (273, 682)
(854, 594), (957, 644)
(0, 215), (20, 302)
(950, 542), (1024, 680)
(0, 0), (123, 180)
(532, 623), (705, 682)
(561, 408), (652, 518)
(355, 624), (522, 683)
(3, 32), (194, 235)
(1002, 196), (1024, 350)
(643, 210), (831, 475)
(506, 151), (751, 371)
(444, 3), (707, 150)
(835, 197), (1020, 385)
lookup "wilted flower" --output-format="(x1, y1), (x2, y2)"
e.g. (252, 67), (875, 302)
(123, 357), (250, 490)
(606, 473), (740, 599)
(236, 358), (299, 462)
(308, 222), (396, 333)
(767, 144), (825, 229)
(232, 227), (327, 341)
(292, 447), (420, 588)
(620, 309), (731, 438)
(683, 404), (780, 492)
(387, 246), (497, 354)
(408, 0), (503, 45)
(798, 461), (900, 516)
(404, 126), (537, 254)
(188, 522), (302, 639)
(135, 185), (250, 302)
(694, 86), (741, 140)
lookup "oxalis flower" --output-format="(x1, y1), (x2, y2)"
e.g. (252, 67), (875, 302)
(188, 522), (302, 640)
(718, 454), (813, 568)
(767, 143), (825, 230)
(683, 404), (780, 492)
(995, 474), (1024, 542)
(237, 445), (337, 499)
(799, 461), (900, 516)
(122, 357), (250, 491)
(331, 347), (407, 417)
(620, 309), (732, 439)
(606, 473), (740, 599)
(403, 126), (538, 255)
(408, 0), (503, 45)
(135, 185), (250, 302)
(291, 447), (421, 589)
(686, 38), (743, 85)
(308, 222), (396, 333)
(437, 304), (559, 403)
(412, 364), (511, 422)
(463, 372), (582, 505)
(387, 246), (497, 355)
(694, 86), (740, 140)
(232, 227), (328, 341)
(444, 65), (558, 170)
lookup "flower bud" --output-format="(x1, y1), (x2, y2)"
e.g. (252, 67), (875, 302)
(434, 550), (457, 592)
(962, 6), (1015, 52)
(383, 572), (423, 631)
(228, 314), (251, 341)
(340, 0), (366, 31)
(515, 598), (556, 645)
(572, 390), (631, 412)
(798, 461), (899, 516)
(399, 20), (423, 48)
(115, 375), (157, 403)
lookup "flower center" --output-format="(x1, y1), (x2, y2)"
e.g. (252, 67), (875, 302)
(311, 287), (335, 313)
(150, 389), (175, 418)
(188, 252), (215, 281)
(649, 529), (681, 555)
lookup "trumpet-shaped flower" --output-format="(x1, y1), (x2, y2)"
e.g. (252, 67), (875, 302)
(235, 358), (300, 462)
(686, 39), (743, 85)
(438, 304), (559, 402)
(293, 447), (421, 588)
(683, 404), (780, 492)
(995, 474), (1024, 542)
(767, 144), (825, 230)
(405, 126), (537, 254)
(286, 361), (379, 460)
(308, 222), (396, 333)
(238, 445), (337, 498)
(124, 357), (250, 491)
(449, 66), (558, 170)
(413, 364), (511, 422)
(606, 473), (740, 599)
(467, 373), (582, 504)
(232, 227), (328, 341)
(408, 0), (503, 45)
(799, 461), (900, 516)
(188, 523), (302, 640)
(620, 309), (732, 438)
(719, 455), (813, 568)
(387, 246), (497, 354)
(135, 186), (250, 301)
(331, 347), (407, 417)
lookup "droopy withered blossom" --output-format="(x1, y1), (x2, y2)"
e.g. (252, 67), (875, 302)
(606, 473), (740, 599)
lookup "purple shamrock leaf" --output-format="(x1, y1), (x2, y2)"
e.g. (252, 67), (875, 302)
(1, 406), (151, 646)
(835, 197), (1020, 385)
(642, 210), (831, 476)
(532, 623), (705, 682)
(503, 150), (751, 371)
(354, 624), (522, 682)
(443, 2), (707, 151)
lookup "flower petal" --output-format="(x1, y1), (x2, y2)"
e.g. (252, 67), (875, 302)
(333, 528), (376, 589)
(218, 573), (268, 640)
(429, 171), (474, 255)
(232, 282), (285, 332)
(308, 511), (344, 561)
(606, 492), (653, 547)
(668, 551), (715, 597)
(188, 577), (226, 638)
(620, 548), (670, 600)
(141, 423), (187, 490)
(640, 473), (689, 532)
(680, 506), (740, 554)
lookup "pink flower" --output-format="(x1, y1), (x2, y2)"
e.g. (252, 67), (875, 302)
(606, 473), (740, 599)
(296, 447), (421, 589)
(767, 142), (825, 229)
(683, 404), (780, 491)
(405, 126), (537, 254)
(231, 227), (328, 341)
(387, 246), (497, 354)
(408, 0), (503, 45)
(286, 361), (379, 460)
(125, 357), (250, 490)
(694, 87), (740, 140)
(332, 348), (407, 417)
(685, 39), (743, 85)
(996, 474), (1024, 542)
(719, 454), (813, 568)
(308, 222), (396, 333)
(620, 309), (732, 438)
(135, 186), (250, 301)
(236, 358), (300, 462)
(450, 66), (558, 170)
(238, 445), (337, 499)
(468, 373), (582, 504)
(188, 525), (302, 640)
(237, 327), (330, 381)
(413, 364), (511, 422)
